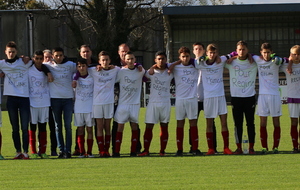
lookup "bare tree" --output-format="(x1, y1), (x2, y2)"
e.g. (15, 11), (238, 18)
(40, 0), (195, 58)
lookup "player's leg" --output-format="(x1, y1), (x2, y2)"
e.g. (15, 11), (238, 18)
(0, 109), (3, 159)
(103, 104), (114, 156)
(63, 98), (73, 158)
(159, 122), (168, 156)
(139, 123), (154, 156)
(259, 116), (268, 153)
(38, 121), (48, 158)
(290, 117), (299, 152)
(289, 103), (299, 153)
(77, 125), (85, 158)
(29, 107), (38, 157)
(219, 113), (232, 155)
(269, 95), (282, 153)
(113, 104), (131, 157)
(231, 97), (244, 154)
(272, 116), (280, 153)
(129, 122), (139, 157)
(104, 118), (112, 156)
(96, 118), (105, 156)
(206, 118), (215, 155)
(111, 105), (118, 154)
(175, 99), (186, 156)
(86, 125), (94, 157)
(51, 98), (64, 158)
(113, 123), (125, 157)
(186, 98), (199, 154)
(0, 128), (2, 159)
(19, 97), (30, 159)
(139, 103), (157, 156)
(245, 95), (256, 154)
(7, 96), (22, 158)
(48, 107), (58, 156)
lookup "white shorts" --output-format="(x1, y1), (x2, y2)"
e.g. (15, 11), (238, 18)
(74, 113), (94, 127)
(175, 97), (198, 120)
(145, 102), (171, 124)
(114, 104), (140, 124)
(257, 94), (282, 117)
(204, 96), (227, 118)
(288, 103), (300, 118)
(93, 104), (114, 119)
(30, 107), (49, 124)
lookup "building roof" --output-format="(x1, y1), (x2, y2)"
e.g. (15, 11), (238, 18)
(163, 3), (300, 15)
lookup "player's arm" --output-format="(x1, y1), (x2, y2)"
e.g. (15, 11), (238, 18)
(168, 60), (181, 74)
(41, 64), (54, 82)
(148, 64), (157, 75)
(287, 55), (294, 74)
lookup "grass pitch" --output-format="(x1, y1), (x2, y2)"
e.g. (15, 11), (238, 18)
(0, 105), (300, 189)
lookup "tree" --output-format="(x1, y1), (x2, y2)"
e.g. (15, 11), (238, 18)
(42, 0), (195, 58)
(0, 0), (48, 10)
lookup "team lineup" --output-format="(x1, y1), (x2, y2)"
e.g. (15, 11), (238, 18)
(0, 40), (299, 159)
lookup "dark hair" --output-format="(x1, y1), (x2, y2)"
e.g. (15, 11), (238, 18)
(6, 41), (17, 49)
(155, 51), (167, 58)
(80, 44), (91, 51)
(98, 51), (110, 58)
(77, 58), (87, 65)
(206, 44), (218, 52)
(52, 47), (64, 54)
(260, 42), (272, 51)
(193, 42), (205, 49)
(178, 46), (190, 55)
(125, 51), (134, 56)
(34, 50), (44, 57)
(236, 40), (248, 47)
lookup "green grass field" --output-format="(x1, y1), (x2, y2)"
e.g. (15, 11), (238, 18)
(0, 105), (300, 189)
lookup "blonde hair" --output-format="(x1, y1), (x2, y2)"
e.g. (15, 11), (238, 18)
(290, 45), (300, 54)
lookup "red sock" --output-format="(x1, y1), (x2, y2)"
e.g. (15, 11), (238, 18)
(190, 126), (199, 150)
(222, 131), (229, 149)
(236, 143), (242, 149)
(97, 136), (104, 152)
(39, 131), (47, 154)
(273, 127), (281, 149)
(104, 135), (111, 152)
(160, 126), (168, 152)
(291, 125), (298, 148)
(131, 130), (139, 153)
(260, 126), (268, 149)
(77, 135), (85, 154)
(87, 139), (93, 154)
(115, 132), (123, 153)
(143, 128), (153, 152)
(176, 127), (184, 151)
(206, 132), (214, 149)
(249, 143), (254, 149)
(29, 130), (37, 154)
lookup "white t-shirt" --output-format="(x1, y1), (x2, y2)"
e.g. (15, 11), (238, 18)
(225, 58), (257, 97)
(44, 61), (76, 98)
(89, 67), (120, 105)
(196, 56), (226, 98)
(28, 65), (50, 107)
(254, 55), (282, 96)
(145, 68), (173, 103)
(116, 67), (145, 105)
(74, 74), (94, 113)
(0, 58), (31, 97)
(281, 62), (300, 99)
(168, 62), (199, 100)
